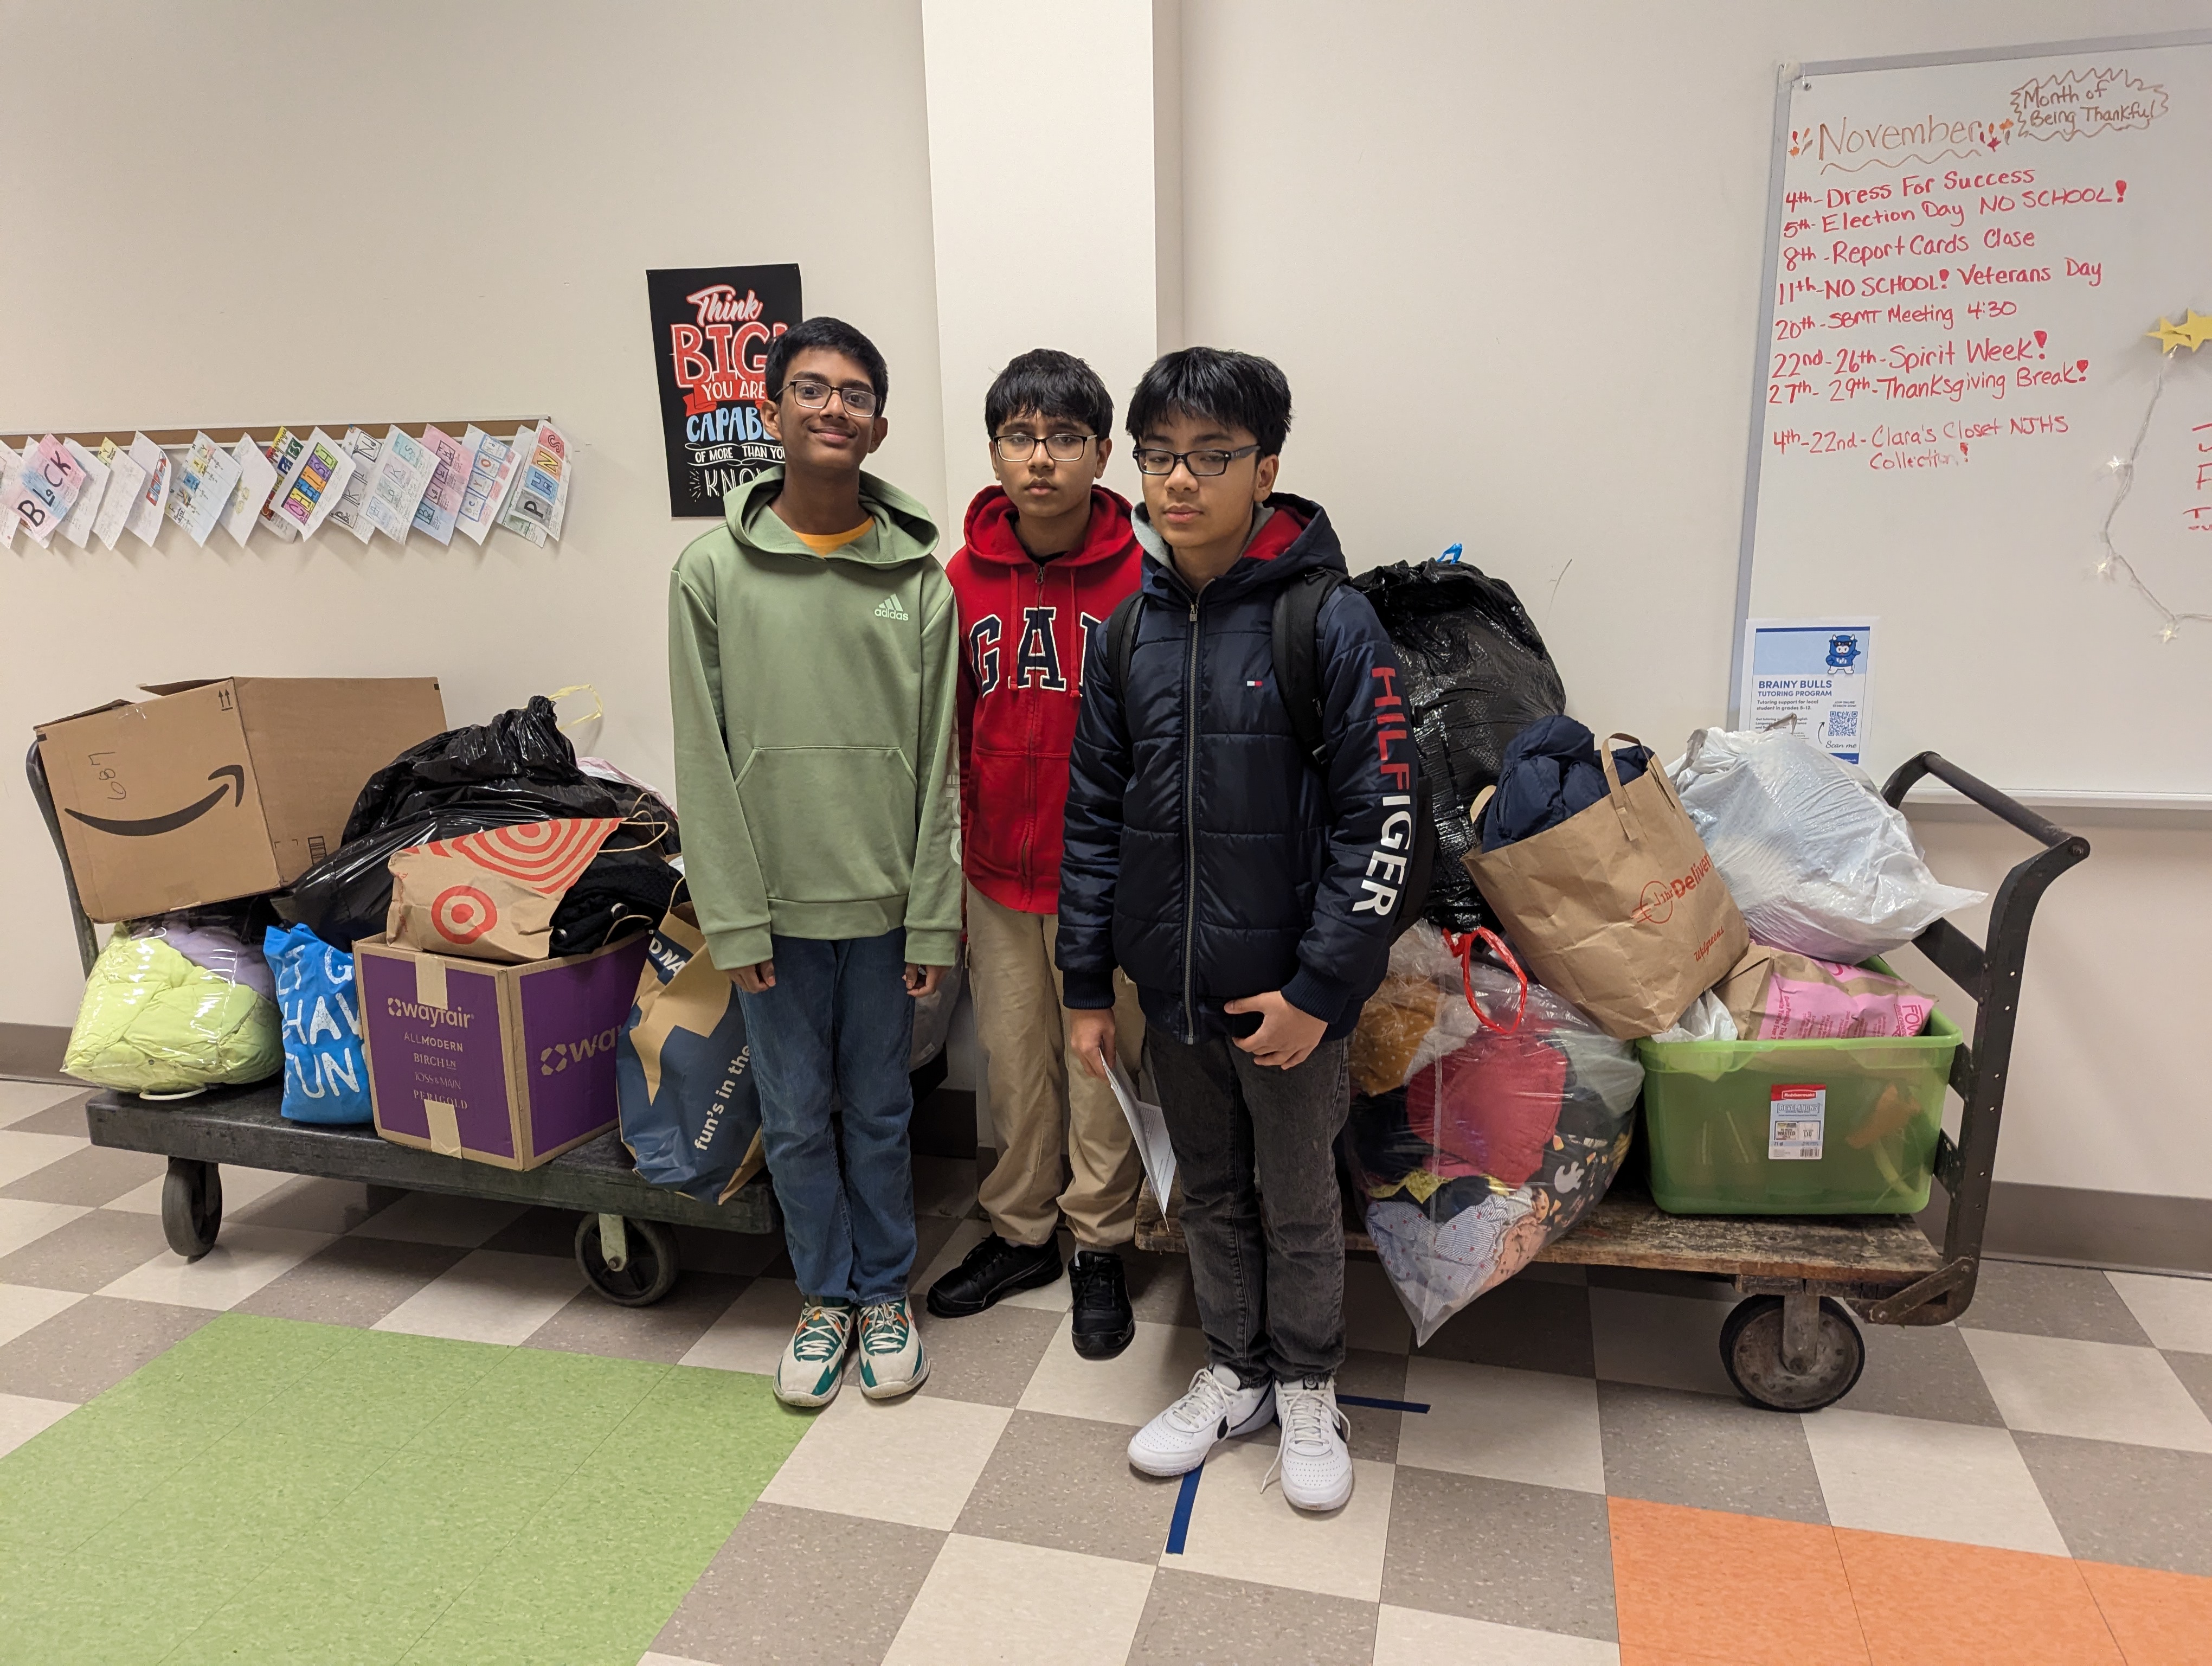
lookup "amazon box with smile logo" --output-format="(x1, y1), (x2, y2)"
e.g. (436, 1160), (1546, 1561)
(36, 677), (446, 921)
(356, 932), (648, 1169)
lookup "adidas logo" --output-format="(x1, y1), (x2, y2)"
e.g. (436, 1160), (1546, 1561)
(873, 595), (910, 621)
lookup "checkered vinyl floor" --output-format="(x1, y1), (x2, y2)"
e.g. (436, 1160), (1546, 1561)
(1, 1078), (2207, 1665)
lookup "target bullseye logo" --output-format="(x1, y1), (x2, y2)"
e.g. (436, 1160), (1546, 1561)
(430, 884), (499, 944)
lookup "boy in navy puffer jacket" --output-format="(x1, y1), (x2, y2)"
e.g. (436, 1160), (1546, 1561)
(1058, 348), (1412, 1513)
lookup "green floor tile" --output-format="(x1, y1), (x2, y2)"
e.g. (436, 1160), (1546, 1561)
(0, 1313), (808, 1664)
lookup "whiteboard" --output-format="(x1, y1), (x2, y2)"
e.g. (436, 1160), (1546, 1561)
(1735, 33), (2212, 801)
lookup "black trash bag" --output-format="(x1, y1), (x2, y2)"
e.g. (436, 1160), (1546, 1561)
(1349, 558), (1568, 931)
(291, 696), (679, 949)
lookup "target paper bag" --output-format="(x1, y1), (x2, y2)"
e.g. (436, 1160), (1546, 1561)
(1464, 734), (1746, 1040)
(386, 818), (619, 963)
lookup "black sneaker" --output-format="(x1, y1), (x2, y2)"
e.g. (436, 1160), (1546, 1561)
(1069, 1249), (1135, 1360)
(925, 1233), (1063, 1318)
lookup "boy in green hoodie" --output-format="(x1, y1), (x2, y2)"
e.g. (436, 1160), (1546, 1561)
(668, 316), (959, 1409)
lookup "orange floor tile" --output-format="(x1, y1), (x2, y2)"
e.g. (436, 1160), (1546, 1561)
(1609, 1496), (1870, 1665)
(2079, 1560), (2212, 1666)
(1835, 1527), (2125, 1665)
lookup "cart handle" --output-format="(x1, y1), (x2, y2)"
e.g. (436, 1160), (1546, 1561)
(1881, 752), (2074, 851)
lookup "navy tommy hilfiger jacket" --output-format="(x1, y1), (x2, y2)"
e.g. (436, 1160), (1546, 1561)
(1056, 493), (1414, 1044)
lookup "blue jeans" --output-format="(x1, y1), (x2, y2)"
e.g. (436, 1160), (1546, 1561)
(735, 930), (918, 1305)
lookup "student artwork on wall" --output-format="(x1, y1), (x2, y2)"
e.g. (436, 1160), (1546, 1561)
(644, 262), (801, 517)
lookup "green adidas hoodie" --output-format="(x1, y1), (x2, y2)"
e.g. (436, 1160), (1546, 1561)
(669, 466), (960, 972)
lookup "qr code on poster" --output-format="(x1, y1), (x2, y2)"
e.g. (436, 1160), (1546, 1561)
(1829, 708), (1860, 738)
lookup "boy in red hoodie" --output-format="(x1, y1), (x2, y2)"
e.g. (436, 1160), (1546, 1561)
(928, 349), (1148, 1359)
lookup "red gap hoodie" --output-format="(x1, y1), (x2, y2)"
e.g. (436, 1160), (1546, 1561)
(949, 484), (1144, 914)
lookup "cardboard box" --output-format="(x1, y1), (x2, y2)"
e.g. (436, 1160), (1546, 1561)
(37, 677), (447, 921)
(356, 933), (649, 1170)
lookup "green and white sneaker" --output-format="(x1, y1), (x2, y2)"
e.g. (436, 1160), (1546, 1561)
(856, 1297), (929, 1400)
(776, 1300), (856, 1408)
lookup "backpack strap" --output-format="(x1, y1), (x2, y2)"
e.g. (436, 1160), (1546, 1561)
(1105, 591), (1146, 745)
(1272, 568), (1343, 770)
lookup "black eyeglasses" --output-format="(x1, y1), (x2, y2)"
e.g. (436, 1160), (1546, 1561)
(782, 377), (880, 417)
(993, 432), (1096, 463)
(1130, 443), (1259, 477)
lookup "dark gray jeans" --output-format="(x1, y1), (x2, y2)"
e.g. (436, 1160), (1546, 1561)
(1145, 1030), (1350, 1385)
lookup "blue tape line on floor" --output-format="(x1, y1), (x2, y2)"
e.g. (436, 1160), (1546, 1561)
(1337, 1395), (1430, 1413)
(1165, 1465), (1202, 1555)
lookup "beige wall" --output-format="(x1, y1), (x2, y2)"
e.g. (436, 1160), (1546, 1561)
(1176, 0), (2212, 1198)
(0, 0), (946, 1028)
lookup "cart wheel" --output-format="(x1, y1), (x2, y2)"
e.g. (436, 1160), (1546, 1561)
(576, 1215), (678, 1307)
(1721, 1295), (1865, 1412)
(161, 1158), (222, 1263)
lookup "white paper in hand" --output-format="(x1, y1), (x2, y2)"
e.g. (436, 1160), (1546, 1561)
(1102, 1053), (1176, 1209)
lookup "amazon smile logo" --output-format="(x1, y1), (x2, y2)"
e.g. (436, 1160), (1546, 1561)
(65, 765), (246, 837)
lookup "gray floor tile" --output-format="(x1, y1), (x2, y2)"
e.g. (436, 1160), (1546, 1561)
(0, 1208), (170, 1293)
(672, 1224), (787, 1278)
(524, 1271), (748, 1364)
(1123, 1246), (1202, 1329)
(2015, 1431), (2212, 1576)
(1958, 1258), (2154, 1345)
(232, 1236), (467, 1327)
(915, 1300), (1063, 1407)
(1585, 1265), (1737, 1302)
(4, 1094), (91, 1137)
(1339, 1348), (1410, 1464)
(0, 1144), (164, 1207)
(1846, 1319), (2006, 1425)
(1596, 1381), (1828, 1524)
(954, 1408), (1182, 1563)
(653, 1500), (944, 1665)
(0, 1294), (211, 1401)
(2168, 1349), (2212, 1421)
(1415, 1271), (1594, 1377)
(232, 1176), (396, 1236)
(1380, 1468), (1616, 1641)
(479, 1204), (581, 1258)
(1128, 1568), (1377, 1665)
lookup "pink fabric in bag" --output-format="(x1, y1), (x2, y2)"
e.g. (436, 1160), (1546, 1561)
(1719, 945), (1933, 1040)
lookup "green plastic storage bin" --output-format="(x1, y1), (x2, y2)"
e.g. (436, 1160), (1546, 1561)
(1635, 975), (1962, 1215)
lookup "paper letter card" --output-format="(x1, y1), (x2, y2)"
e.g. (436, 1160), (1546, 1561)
(454, 426), (508, 546)
(257, 428), (309, 542)
(271, 428), (354, 540)
(410, 425), (472, 546)
(329, 427), (383, 542)
(361, 426), (436, 544)
(92, 451), (146, 550)
(0, 444), (20, 550)
(122, 433), (171, 547)
(165, 433), (243, 547)
(222, 435), (279, 547)
(500, 420), (568, 544)
(12, 435), (89, 547)
(59, 440), (112, 548)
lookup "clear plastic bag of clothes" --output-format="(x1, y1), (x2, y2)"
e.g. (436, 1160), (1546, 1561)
(1343, 924), (1642, 1344)
(64, 905), (283, 1097)
(1671, 728), (1982, 963)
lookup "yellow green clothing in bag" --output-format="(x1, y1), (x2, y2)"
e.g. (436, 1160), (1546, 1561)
(65, 930), (280, 1094)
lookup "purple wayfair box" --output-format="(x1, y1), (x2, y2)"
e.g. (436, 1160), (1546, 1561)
(355, 933), (650, 1170)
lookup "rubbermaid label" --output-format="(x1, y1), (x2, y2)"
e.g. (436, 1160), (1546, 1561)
(1769, 1085), (1826, 1161)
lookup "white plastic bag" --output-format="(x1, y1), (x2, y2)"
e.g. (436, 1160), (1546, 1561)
(1670, 729), (1983, 962)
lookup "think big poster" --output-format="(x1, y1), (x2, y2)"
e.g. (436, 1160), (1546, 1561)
(646, 264), (802, 517)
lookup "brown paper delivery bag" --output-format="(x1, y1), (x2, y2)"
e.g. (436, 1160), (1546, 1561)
(1462, 734), (1746, 1040)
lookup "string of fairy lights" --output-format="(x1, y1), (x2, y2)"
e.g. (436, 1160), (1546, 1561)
(2095, 307), (2212, 641)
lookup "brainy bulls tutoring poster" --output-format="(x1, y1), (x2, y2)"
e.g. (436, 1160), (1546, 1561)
(646, 264), (801, 517)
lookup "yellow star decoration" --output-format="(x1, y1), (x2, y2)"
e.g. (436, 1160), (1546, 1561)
(2147, 309), (2212, 352)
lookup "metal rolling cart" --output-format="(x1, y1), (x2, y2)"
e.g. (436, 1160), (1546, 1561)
(28, 742), (780, 1308)
(1136, 752), (2090, 1412)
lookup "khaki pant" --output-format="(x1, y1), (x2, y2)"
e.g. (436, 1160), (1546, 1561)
(966, 881), (1146, 1248)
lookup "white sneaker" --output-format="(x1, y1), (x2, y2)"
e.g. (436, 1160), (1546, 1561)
(777, 1300), (856, 1407)
(1127, 1363), (1275, 1477)
(856, 1297), (929, 1400)
(1269, 1376), (1353, 1511)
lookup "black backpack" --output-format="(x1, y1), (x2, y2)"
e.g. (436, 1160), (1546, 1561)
(1104, 569), (1438, 939)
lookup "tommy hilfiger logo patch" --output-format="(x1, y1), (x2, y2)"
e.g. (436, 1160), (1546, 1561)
(874, 595), (910, 621)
